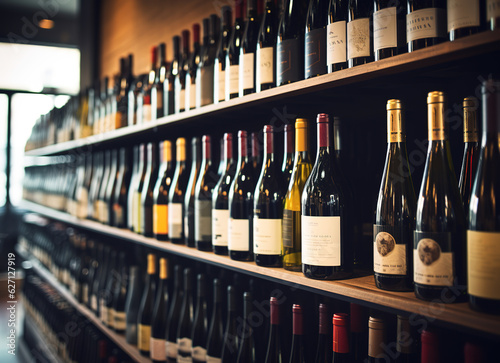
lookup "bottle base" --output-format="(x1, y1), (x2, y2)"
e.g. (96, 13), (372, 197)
(229, 251), (253, 261)
(469, 295), (500, 315)
(197, 241), (212, 252)
(303, 265), (352, 280)
(414, 283), (466, 303)
(214, 246), (228, 255)
(374, 273), (413, 292)
(255, 254), (282, 267)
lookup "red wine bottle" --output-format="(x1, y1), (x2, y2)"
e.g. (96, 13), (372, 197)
(153, 140), (175, 241)
(289, 304), (306, 363)
(213, 133), (236, 255)
(229, 130), (256, 261)
(176, 29), (190, 113)
(151, 258), (169, 363)
(256, 0), (278, 91)
(166, 265), (184, 363)
(464, 341), (488, 363)
(349, 303), (367, 363)
(141, 142), (159, 237)
(240, 0), (259, 96)
(282, 123), (295, 191)
(187, 24), (201, 111)
(113, 252), (128, 334)
(347, 0), (372, 68)
(327, 0), (348, 72)
(215, 6), (232, 103)
(221, 285), (239, 362)
(305, 0), (329, 78)
(406, 0), (446, 52)
(373, 0), (406, 61)
(253, 125), (284, 267)
(138, 254), (157, 356)
(236, 291), (256, 362)
(185, 137), (202, 248)
(395, 315), (417, 363)
(332, 313), (350, 363)
(226, 0), (244, 100)
(142, 46), (157, 122)
(264, 296), (282, 363)
(196, 16), (219, 107)
(133, 145), (147, 234)
(420, 329), (440, 363)
(176, 268), (194, 362)
(206, 279), (224, 362)
(153, 42), (167, 119)
(113, 147), (132, 228)
(468, 79), (500, 314)
(191, 274), (208, 363)
(367, 316), (386, 362)
(126, 147), (138, 229)
(315, 303), (332, 363)
(447, 0), (481, 41)
(166, 35), (180, 115)
(302, 113), (353, 279)
(195, 135), (219, 251)
(168, 138), (189, 244)
(125, 265), (141, 345)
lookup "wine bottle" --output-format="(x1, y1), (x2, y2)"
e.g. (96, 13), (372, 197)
(88, 151), (103, 220)
(350, 303), (367, 363)
(97, 245), (111, 321)
(176, 29), (190, 113)
(458, 97), (479, 221)
(253, 125), (284, 267)
(141, 142), (159, 237)
(239, 0), (259, 96)
(305, 0), (329, 78)
(197, 15), (219, 108)
(487, 0), (500, 30)
(212, 133), (236, 255)
(282, 123), (295, 190)
(221, 285), (239, 361)
(143, 46), (157, 122)
(468, 79), (500, 314)
(277, 0), (305, 85)
(395, 315), (417, 363)
(195, 135), (219, 251)
(332, 313), (350, 363)
(367, 316), (386, 362)
(104, 250), (118, 328)
(166, 265), (184, 363)
(229, 130), (256, 261)
(447, 0), (481, 41)
(133, 144), (147, 234)
(414, 91), (467, 302)
(215, 6), (232, 103)
(177, 268), (194, 363)
(186, 24), (201, 111)
(236, 291), (256, 362)
(256, 0), (278, 91)
(168, 138), (189, 244)
(151, 258), (169, 363)
(153, 42), (167, 119)
(264, 296), (282, 363)
(185, 137), (202, 247)
(327, 0), (348, 72)
(406, 0), (446, 52)
(117, 54), (133, 128)
(206, 279), (224, 362)
(191, 274), (208, 363)
(86, 241), (99, 310)
(464, 341), (488, 363)
(420, 329), (440, 363)
(373, 0), (406, 61)
(283, 119), (313, 271)
(252, 131), (262, 172)
(138, 254), (157, 356)
(226, 0), (244, 100)
(127, 146), (139, 229)
(96, 150), (111, 222)
(104, 149), (119, 225)
(289, 304), (306, 363)
(113, 147), (132, 228)
(302, 113), (353, 280)
(347, 0), (372, 68)
(166, 35), (181, 115)
(374, 99), (416, 291)
(113, 252), (128, 335)
(153, 140), (175, 241)
(314, 303), (331, 363)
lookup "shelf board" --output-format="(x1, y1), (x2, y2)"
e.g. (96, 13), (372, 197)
(24, 30), (500, 157)
(16, 242), (149, 363)
(19, 200), (500, 337)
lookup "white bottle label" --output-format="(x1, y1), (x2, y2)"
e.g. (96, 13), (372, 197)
(413, 237), (453, 286)
(195, 200), (212, 242)
(229, 218), (250, 251)
(206, 356), (222, 363)
(218, 67), (225, 102)
(258, 46), (274, 85)
(212, 209), (230, 247)
(373, 7), (398, 51)
(487, 0), (500, 20)
(166, 341), (178, 359)
(151, 337), (167, 361)
(81, 283), (88, 304)
(241, 53), (254, 91)
(143, 104), (152, 122)
(467, 230), (500, 300)
(189, 83), (196, 110)
(447, 0), (480, 32)
(179, 89), (186, 111)
(406, 8), (446, 42)
(192, 346), (207, 361)
(373, 232), (406, 275)
(168, 203), (183, 238)
(253, 218), (282, 254)
(302, 215), (341, 266)
(228, 64), (239, 97)
(90, 295), (98, 311)
(77, 187), (88, 219)
(177, 337), (193, 363)
(347, 18), (371, 59)
(114, 311), (126, 331)
(327, 21), (347, 65)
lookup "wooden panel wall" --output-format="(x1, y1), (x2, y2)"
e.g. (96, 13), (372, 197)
(99, 0), (232, 80)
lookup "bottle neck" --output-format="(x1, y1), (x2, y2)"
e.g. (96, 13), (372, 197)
(482, 81), (500, 138)
(202, 138), (212, 162)
(317, 121), (330, 151)
(427, 102), (447, 142)
(387, 108), (404, 143)
(292, 307), (303, 335)
(264, 131), (274, 160)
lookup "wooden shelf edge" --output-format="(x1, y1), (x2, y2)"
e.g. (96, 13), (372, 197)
(16, 244), (149, 363)
(19, 200), (500, 337)
(24, 30), (500, 157)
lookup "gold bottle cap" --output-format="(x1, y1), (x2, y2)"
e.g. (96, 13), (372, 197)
(427, 91), (446, 141)
(295, 118), (308, 152)
(159, 258), (168, 280)
(176, 137), (186, 161)
(463, 97), (478, 143)
(463, 97), (478, 109)
(368, 316), (385, 330)
(147, 253), (156, 275)
(427, 91), (445, 104)
(387, 99), (404, 143)
(386, 99), (402, 110)
(295, 118), (308, 129)
(163, 140), (172, 162)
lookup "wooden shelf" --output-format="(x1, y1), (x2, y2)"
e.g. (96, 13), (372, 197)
(24, 30), (500, 157)
(16, 243), (150, 363)
(19, 200), (500, 337)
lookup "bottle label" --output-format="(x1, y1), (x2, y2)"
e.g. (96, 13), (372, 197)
(151, 337), (167, 360)
(114, 203), (124, 227)
(199, 66), (214, 107)
(413, 231), (453, 286)
(406, 8), (446, 42)
(467, 230), (500, 300)
(258, 46), (274, 85)
(373, 225), (407, 275)
(134, 191), (142, 233)
(447, 0), (480, 32)
(81, 283), (88, 304)
(138, 324), (151, 351)
(179, 88), (186, 111)
(76, 187), (88, 219)
(128, 91), (136, 126)
(327, 21), (347, 65)
(184, 214), (190, 239)
(177, 337), (193, 362)
(373, 7), (398, 51)
(90, 294), (98, 311)
(302, 215), (341, 266)
(229, 218), (250, 251)
(195, 200), (212, 242)
(143, 104), (152, 122)
(168, 203), (183, 238)
(99, 300), (108, 324)
(228, 64), (239, 96)
(253, 217), (282, 254)
(166, 341), (178, 359)
(277, 38), (301, 85)
(241, 52), (254, 90)
(114, 311), (126, 331)
(218, 65), (225, 102)
(108, 308), (115, 328)
(305, 27), (326, 78)
(212, 209), (230, 246)
(282, 209), (295, 248)
(192, 346), (207, 361)
(487, 0), (500, 20)
(347, 18), (371, 60)
(153, 204), (168, 235)
(189, 82), (196, 110)
(206, 356), (222, 363)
